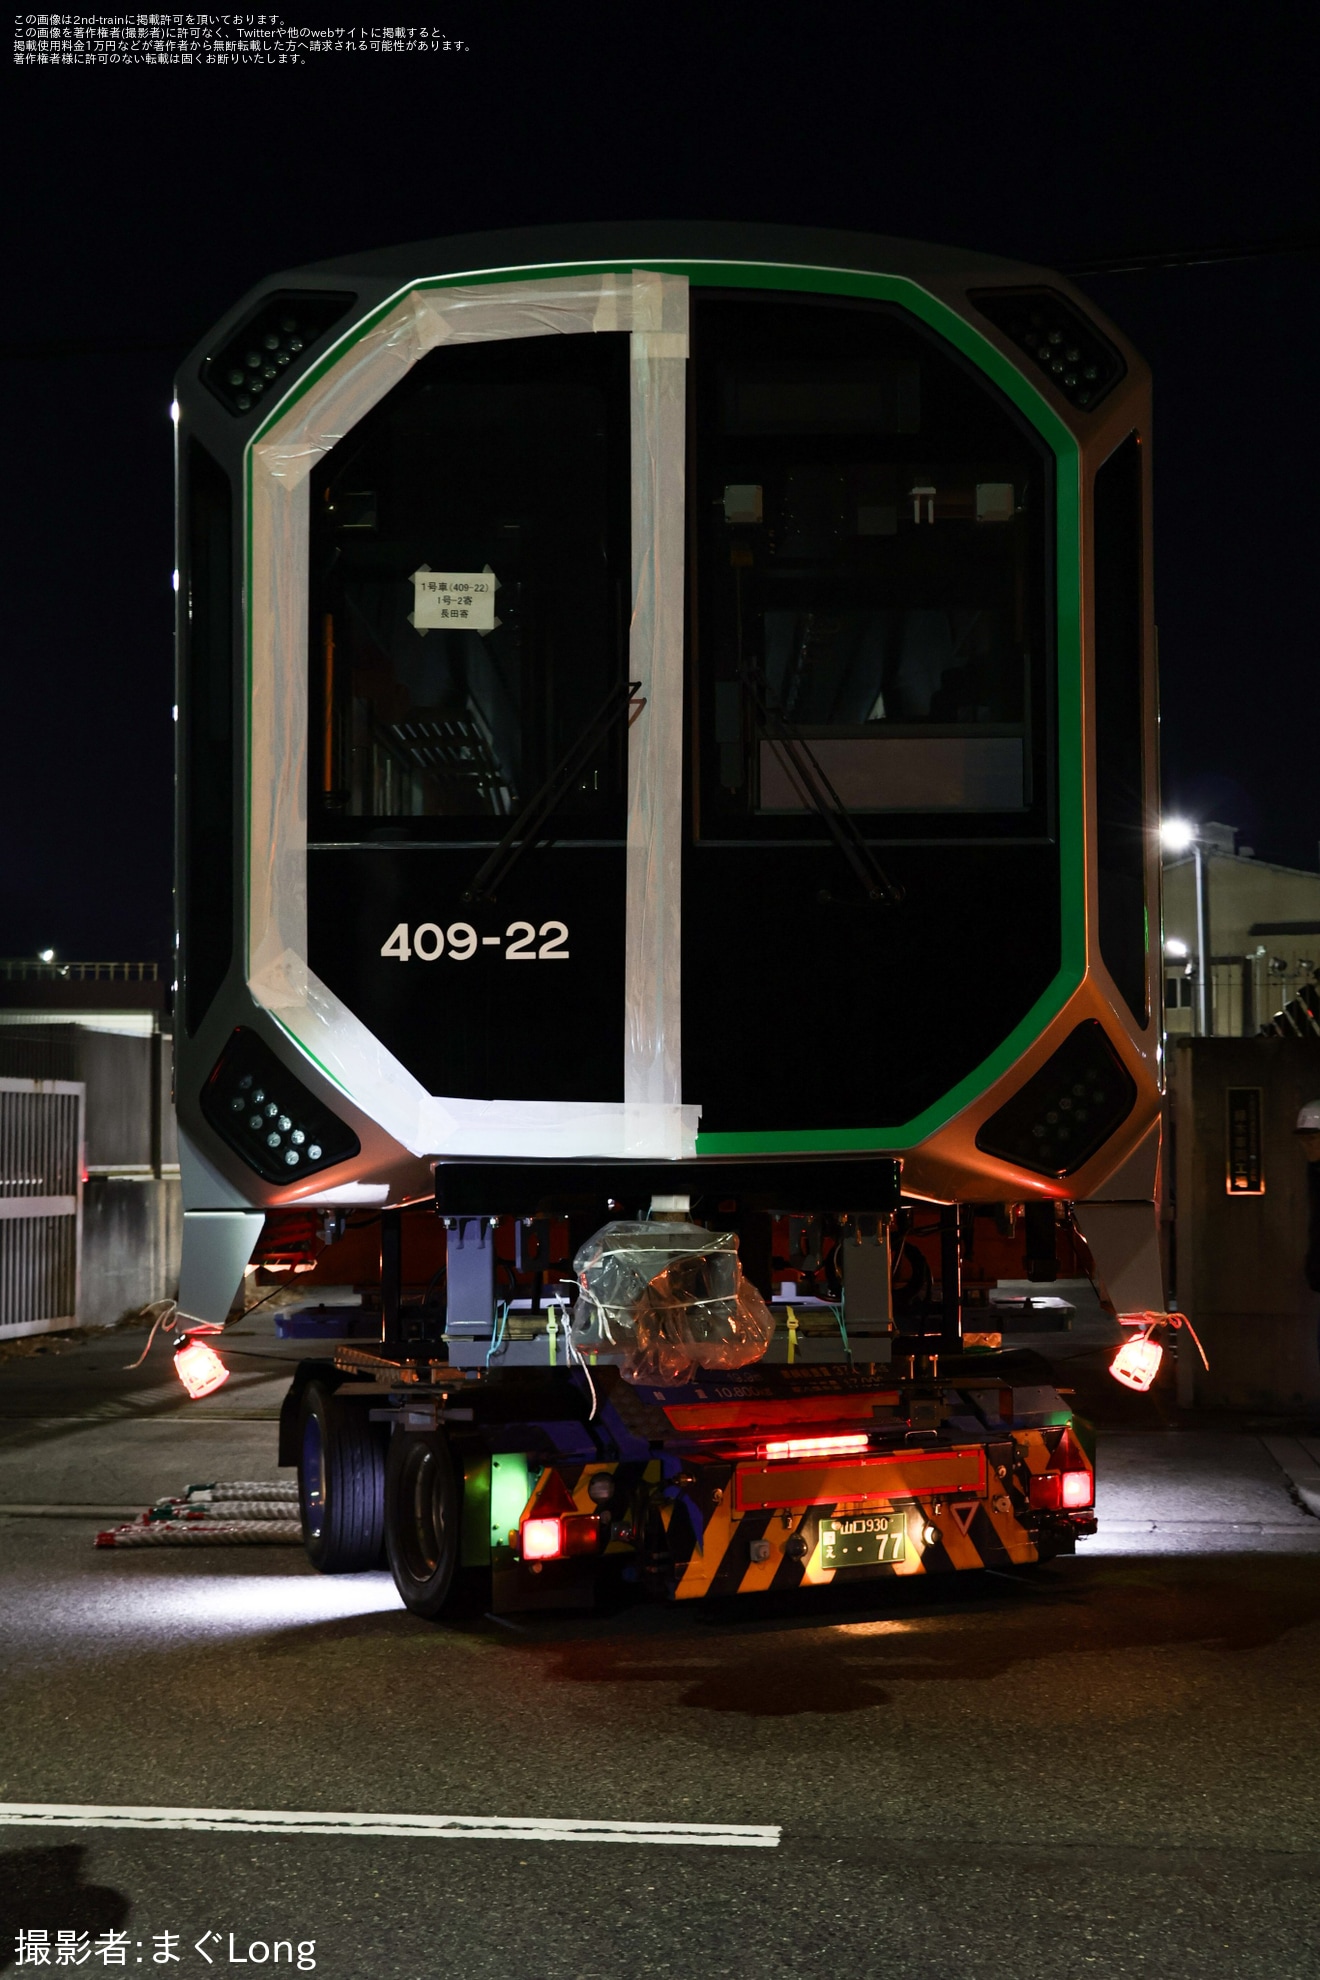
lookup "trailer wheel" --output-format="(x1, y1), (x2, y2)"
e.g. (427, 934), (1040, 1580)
(384, 1428), (463, 1618)
(298, 1383), (386, 1573)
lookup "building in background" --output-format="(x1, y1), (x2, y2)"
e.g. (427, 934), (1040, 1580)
(0, 961), (179, 1329)
(1162, 824), (1320, 1038)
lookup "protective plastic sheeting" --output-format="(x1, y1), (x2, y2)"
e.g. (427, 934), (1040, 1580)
(571, 1221), (775, 1386)
(246, 269), (695, 1163)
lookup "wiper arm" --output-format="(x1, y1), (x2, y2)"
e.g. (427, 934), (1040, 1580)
(463, 678), (641, 904)
(739, 661), (904, 907)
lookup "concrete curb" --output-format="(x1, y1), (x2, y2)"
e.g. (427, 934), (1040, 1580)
(1260, 1436), (1320, 1519)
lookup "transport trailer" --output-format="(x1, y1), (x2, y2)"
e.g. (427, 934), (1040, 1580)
(172, 222), (1160, 1614)
(306, 1362), (1095, 1617)
(274, 1172), (1098, 1616)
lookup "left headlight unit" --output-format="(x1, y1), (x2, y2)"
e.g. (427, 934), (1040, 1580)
(201, 1027), (360, 1184)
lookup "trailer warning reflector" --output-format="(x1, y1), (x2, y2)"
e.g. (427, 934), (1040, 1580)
(736, 1444), (987, 1511)
(761, 1432), (870, 1462)
(0, 1803), (780, 1848)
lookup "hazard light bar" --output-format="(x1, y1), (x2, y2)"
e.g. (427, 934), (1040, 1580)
(760, 1433), (871, 1463)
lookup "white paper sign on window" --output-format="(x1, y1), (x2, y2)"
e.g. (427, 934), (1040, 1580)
(410, 566), (497, 632)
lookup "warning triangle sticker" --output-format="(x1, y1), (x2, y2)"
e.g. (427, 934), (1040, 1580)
(949, 1501), (978, 1536)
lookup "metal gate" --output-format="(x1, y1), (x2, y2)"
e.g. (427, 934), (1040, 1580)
(0, 1077), (84, 1339)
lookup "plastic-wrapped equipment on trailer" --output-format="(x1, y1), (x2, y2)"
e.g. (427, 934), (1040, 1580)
(570, 1220), (775, 1384)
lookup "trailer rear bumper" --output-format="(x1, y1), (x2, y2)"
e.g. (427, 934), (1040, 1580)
(487, 1417), (1091, 1609)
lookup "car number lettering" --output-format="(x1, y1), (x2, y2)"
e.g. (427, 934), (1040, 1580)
(380, 920), (571, 963)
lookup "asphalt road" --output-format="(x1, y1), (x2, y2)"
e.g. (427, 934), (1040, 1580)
(3, 1319), (1320, 1979)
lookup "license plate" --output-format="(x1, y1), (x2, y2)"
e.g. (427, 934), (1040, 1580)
(820, 1512), (906, 1567)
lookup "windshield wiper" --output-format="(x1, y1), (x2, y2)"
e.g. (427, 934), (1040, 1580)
(463, 678), (641, 904)
(739, 661), (904, 908)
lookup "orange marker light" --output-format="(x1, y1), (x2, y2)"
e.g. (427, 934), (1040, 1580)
(762, 1432), (871, 1462)
(1109, 1333), (1163, 1392)
(173, 1337), (230, 1400)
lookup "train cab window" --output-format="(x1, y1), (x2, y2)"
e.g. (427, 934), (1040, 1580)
(307, 333), (631, 840)
(692, 295), (1053, 841)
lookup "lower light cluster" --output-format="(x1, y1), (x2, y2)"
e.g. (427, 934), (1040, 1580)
(201, 1028), (360, 1184)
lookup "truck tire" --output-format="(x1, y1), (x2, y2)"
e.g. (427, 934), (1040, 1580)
(298, 1382), (386, 1573)
(384, 1427), (463, 1618)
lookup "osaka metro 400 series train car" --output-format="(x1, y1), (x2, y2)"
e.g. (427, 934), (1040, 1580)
(172, 224), (1164, 1615)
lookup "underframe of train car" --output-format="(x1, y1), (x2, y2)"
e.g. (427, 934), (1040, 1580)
(271, 1159), (1096, 1616)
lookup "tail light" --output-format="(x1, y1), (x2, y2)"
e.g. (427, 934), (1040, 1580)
(520, 1516), (562, 1561)
(519, 1513), (601, 1561)
(761, 1433), (870, 1462)
(1029, 1466), (1094, 1511)
(173, 1336), (230, 1400)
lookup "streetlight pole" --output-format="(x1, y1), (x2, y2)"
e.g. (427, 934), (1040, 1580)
(1162, 818), (1215, 1038)
(1193, 833), (1212, 1036)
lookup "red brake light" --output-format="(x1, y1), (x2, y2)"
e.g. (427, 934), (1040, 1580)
(521, 1516), (562, 1561)
(519, 1513), (601, 1562)
(1029, 1468), (1094, 1512)
(173, 1337), (230, 1401)
(761, 1433), (870, 1462)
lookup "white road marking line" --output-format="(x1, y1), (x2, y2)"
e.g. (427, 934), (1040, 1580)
(0, 1803), (779, 1848)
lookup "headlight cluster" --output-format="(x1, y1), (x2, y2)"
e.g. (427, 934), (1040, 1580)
(975, 1019), (1136, 1177)
(201, 1027), (360, 1183)
(968, 288), (1126, 411)
(202, 291), (356, 417)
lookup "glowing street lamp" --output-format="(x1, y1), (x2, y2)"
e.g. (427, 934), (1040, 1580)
(1159, 818), (1196, 853)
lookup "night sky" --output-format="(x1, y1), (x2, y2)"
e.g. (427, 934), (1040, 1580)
(3, 5), (1316, 963)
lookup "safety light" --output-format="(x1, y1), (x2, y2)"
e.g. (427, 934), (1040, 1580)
(173, 1336), (230, 1400)
(1109, 1310), (1208, 1393)
(1028, 1467), (1095, 1511)
(1109, 1331), (1163, 1392)
(518, 1513), (601, 1562)
(1160, 818), (1196, 853)
(521, 1516), (562, 1561)
(761, 1432), (871, 1462)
